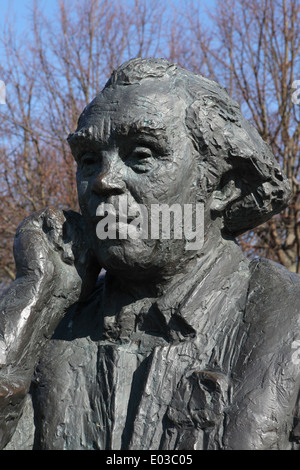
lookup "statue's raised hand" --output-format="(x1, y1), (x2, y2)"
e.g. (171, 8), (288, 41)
(0, 208), (100, 368)
(14, 208), (99, 301)
(0, 208), (100, 449)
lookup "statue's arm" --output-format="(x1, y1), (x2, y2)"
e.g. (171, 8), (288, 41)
(0, 208), (99, 449)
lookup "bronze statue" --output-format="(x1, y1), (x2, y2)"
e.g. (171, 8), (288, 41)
(1, 58), (299, 450)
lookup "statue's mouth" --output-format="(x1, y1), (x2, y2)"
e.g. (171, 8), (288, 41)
(90, 211), (137, 224)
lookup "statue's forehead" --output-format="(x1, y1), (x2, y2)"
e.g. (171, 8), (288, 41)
(83, 101), (166, 133)
(75, 84), (186, 144)
(87, 83), (182, 123)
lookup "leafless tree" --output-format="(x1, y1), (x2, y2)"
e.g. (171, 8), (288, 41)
(178, 0), (300, 272)
(0, 0), (183, 285)
(1, 0), (299, 287)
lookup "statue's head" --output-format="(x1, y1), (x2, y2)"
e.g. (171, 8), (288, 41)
(67, 58), (290, 281)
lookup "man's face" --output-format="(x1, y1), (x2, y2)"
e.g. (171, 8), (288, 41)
(71, 81), (199, 280)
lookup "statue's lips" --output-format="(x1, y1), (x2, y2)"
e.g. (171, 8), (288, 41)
(90, 213), (137, 224)
(89, 209), (148, 241)
(89, 213), (140, 236)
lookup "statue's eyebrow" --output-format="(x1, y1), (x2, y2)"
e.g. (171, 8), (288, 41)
(67, 130), (103, 161)
(114, 119), (167, 137)
(68, 118), (165, 141)
(67, 132), (88, 146)
(67, 118), (169, 160)
(113, 120), (169, 153)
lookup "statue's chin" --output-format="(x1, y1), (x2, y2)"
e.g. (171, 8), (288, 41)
(92, 238), (154, 276)
(92, 236), (187, 282)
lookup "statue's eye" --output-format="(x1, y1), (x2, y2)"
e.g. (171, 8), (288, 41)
(131, 147), (153, 159)
(80, 153), (98, 165)
(127, 147), (154, 173)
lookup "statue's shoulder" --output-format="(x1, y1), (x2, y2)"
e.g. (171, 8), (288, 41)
(245, 257), (300, 346)
(225, 259), (300, 449)
(248, 257), (300, 309)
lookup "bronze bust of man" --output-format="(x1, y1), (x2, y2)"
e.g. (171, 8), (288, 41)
(0, 58), (299, 450)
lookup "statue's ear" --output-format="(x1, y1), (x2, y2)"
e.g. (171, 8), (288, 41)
(210, 174), (242, 215)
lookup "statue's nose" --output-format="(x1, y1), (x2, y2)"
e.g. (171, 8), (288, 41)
(92, 154), (126, 196)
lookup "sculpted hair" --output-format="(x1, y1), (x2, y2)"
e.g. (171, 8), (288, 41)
(75, 57), (291, 236)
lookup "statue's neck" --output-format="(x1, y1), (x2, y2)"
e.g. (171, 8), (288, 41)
(111, 233), (245, 297)
(101, 234), (250, 343)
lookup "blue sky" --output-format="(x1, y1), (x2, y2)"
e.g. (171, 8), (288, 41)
(0, 0), (58, 42)
(1, 0), (52, 28)
(0, 0), (214, 32)
(0, 0), (215, 70)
